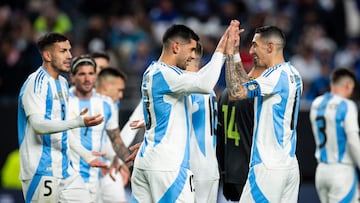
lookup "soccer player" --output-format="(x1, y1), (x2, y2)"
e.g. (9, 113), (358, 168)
(95, 67), (131, 203)
(68, 55), (131, 202)
(186, 42), (219, 203)
(216, 63), (266, 201)
(90, 51), (111, 75)
(309, 68), (360, 203)
(129, 21), (238, 202)
(17, 32), (106, 202)
(225, 25), (303, 202)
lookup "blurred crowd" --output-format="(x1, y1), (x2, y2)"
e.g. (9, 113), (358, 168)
(0, 0), (360, 109)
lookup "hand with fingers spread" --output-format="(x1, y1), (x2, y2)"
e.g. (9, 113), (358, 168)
(80, 108), (104, 127)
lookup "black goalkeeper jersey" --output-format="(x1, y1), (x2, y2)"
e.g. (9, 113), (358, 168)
(217, 88), (254, 191)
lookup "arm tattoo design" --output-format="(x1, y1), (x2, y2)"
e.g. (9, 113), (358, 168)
(106, 128), (131, 162)
(225, 55), (249, 100)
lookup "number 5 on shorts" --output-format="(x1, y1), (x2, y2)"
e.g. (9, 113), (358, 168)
(38, 176), (57, 202)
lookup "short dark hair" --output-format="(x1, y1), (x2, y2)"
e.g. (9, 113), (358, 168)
(162, 24), (199, 45)
(36, 32), (69, 52)
(70, 54), (97, 74)
(90, 51), (110, 61)
(98, 67), (127, 82)
(255, 26), (286, 47)
(331, 68), (356, 85)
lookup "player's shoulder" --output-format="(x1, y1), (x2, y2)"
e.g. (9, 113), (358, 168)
(156, 61), (184, 76)
(58, 75), (69, 85)
(343, 97), (358, 110)
(23, 68), (53, 94)
(95, 92), (113, 104)
(27, 68), (49, 82)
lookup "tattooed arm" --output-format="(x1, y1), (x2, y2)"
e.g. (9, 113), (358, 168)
(225, 20), (249, 101)
(225, 55), (249, 101)
(106, 128), (131, 163)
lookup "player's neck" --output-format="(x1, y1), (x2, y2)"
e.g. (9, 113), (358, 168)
(75, 89), (92, 99)
(43, 64), (60, 79)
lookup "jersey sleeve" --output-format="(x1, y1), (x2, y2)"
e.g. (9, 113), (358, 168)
(163, 52), (225, 95)
(254, 70), (280, 96)
(21, 76), (48, 117)
(344, 101), (359, 134)
(344, 100), (360, 168)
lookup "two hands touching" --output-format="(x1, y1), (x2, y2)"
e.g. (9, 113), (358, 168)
(215, 19), (244, 55)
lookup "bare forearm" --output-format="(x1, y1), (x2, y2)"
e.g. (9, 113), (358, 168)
(225, 55), (249, 100)
(106, 128), (131, 162)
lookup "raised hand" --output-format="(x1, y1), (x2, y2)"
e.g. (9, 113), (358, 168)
(226, 20), (243, 55)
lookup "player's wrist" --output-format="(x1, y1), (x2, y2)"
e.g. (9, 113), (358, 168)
(233, 53), (241, 63)
(227, 53), (241, 63)
(77, 116), (86, 127)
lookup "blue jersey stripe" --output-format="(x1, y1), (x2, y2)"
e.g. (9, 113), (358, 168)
(191, 94), (206, 156)
(17, 79), (30, 147)
(251, 96), (263, 167)
(34, 69), (46, 94)
(248, 167), (269, 203)
(340, 170), (358, 203)
(317, 94), (332, 163)
(272, 71), (288, 148)
(158, 167), (188, 203)
(25, 175), (41, 203)
(55, 80), (70, 178)
(336, 101), (347, 162)
(35, 84), (54, 176)
(153, 73), (171, 146)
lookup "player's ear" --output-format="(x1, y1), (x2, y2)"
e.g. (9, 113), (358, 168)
(267, 42), (274, 53)
(172, 41), (180, 54)
(43, 50), (51, 62)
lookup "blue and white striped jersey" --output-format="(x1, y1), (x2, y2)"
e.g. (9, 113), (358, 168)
(17, 67), (74, 180)
(134, 52), (225, 171)
(310, 93), (360, 165)
(189, 91), (219, 181)
(68, 89), (118, 184)
(244, 62), (303, 169)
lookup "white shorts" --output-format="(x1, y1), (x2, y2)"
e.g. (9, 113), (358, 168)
(193, 179), (219, 203)
(131, 167), (195, 203)
(84, 179), (100, 202)
(21, 173), (92, 203)
(240, 163), (300, 203)
(99, 172), (126, 203)
(315, 162), (358, 203)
